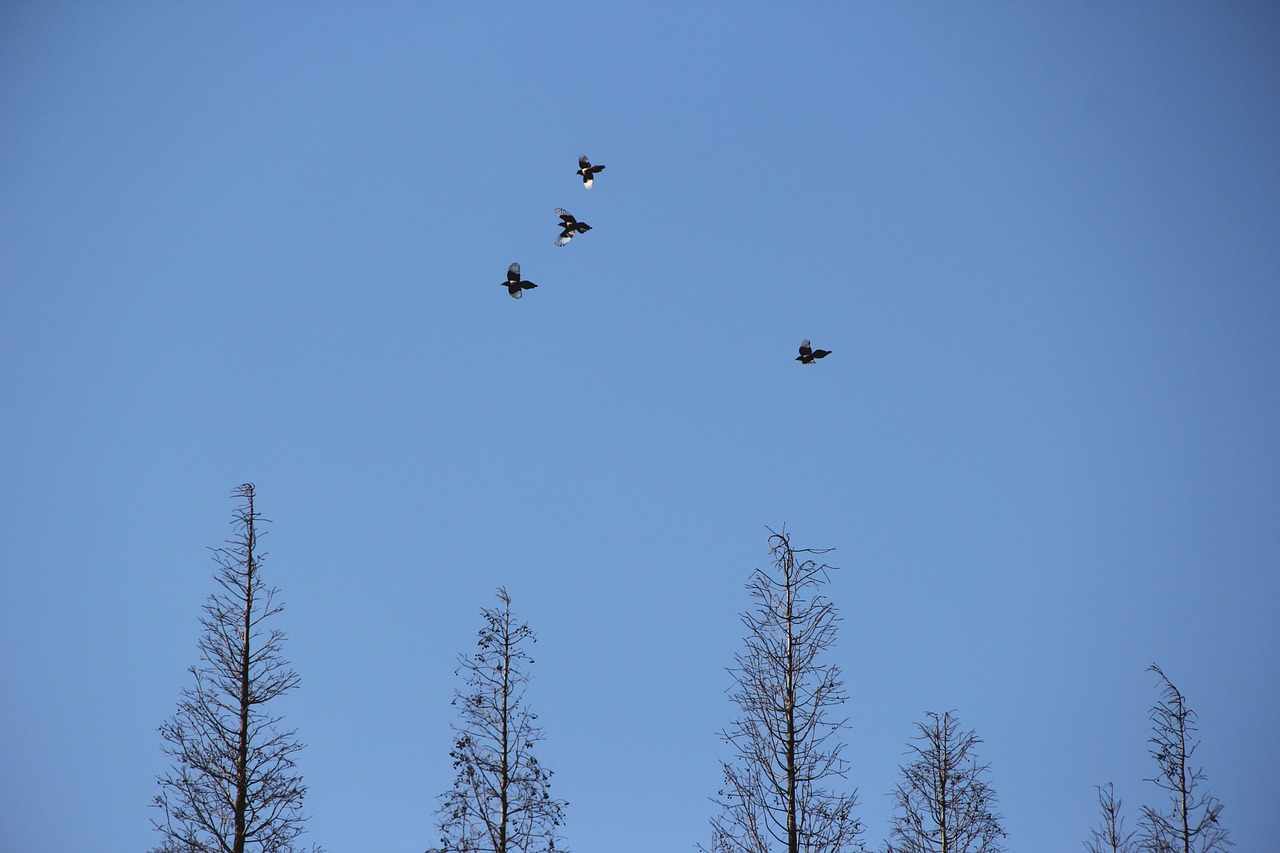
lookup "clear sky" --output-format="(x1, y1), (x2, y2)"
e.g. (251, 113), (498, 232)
(2, 3), (1278, 852)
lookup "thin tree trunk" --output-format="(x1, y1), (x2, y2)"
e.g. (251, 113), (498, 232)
(499, 608), (512, 853)
(1179, 714), (1190, 853)
(940, 731), (949, 853)
(785, 557), (799, 853)
(234, 493), (256, 853)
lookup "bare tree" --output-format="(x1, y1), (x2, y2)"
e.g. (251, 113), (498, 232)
(1138, 664), (1231, 853)
(1085, 783), (1136, 853)
(706, 526), (863, 853)
(885, 710), (1005, 853)
(432, 588), (566, 853)
(151, 484), (319, 853)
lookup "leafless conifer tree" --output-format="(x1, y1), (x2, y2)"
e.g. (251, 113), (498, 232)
(1138, 664), (1231, 853)
(885, 710), (1005, 853)
(431, 588), (566, 853)
(151, 484), (319, 853)
(706, 526), (863, 853)
(1085, 782), (1136, 853)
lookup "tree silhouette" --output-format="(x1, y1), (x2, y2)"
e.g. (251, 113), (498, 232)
(151, 484), (319, 853)
(1139, 664), (1231, 853)
(707, 527), (863, 853)
(1085, 782), (1136, 853)
(432, 588), (566, 853)
(885, 710), (1005, 853)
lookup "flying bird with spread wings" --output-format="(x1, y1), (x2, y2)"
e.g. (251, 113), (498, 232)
(796, 340), (832, 364)
(576, 155), (605, 189)
(501, 263), (537, 299)
(554, 208), (592, 246)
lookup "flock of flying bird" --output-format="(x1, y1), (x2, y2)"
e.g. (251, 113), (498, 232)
(500, 155), (832, 365)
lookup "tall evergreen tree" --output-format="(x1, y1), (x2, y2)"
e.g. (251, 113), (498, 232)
(707, 527), (863, 853)
(885, 711), (1005, 853)
(151, 484), (318, 853)
(432, 588), (566, 853)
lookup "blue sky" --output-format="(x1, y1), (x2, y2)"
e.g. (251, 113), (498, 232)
(2, 3), (1278, 851)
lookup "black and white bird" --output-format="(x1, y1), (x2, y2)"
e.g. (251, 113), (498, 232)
(796, 340), (832, 364)
(554, 208), (592, 246)
(502, 263), (537, 299)
(576, 155), (605, 189)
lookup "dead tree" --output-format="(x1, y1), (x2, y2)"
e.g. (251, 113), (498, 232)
(707, 527), (863, 853)
(151, 484), (319, 853)
(885, 711), (1005, 853)
(432, 588), (566, 853)
(1138, 664), (1231, 853)
(1085, 783), (1136, 853)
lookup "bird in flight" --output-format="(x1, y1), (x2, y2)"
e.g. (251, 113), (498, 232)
(796, 340), (832, 364)
(554, 209), (592, 246)
(577, 155), (605, 189)
(502, 263), (537, 299)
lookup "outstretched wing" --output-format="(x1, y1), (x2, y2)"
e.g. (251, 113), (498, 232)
(798, 339), (813, 358)
(507, 262), (521, 282)
(555, 207), (576, 224)
(578, 155), (592, 170)
(554, 231), (575, 247)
